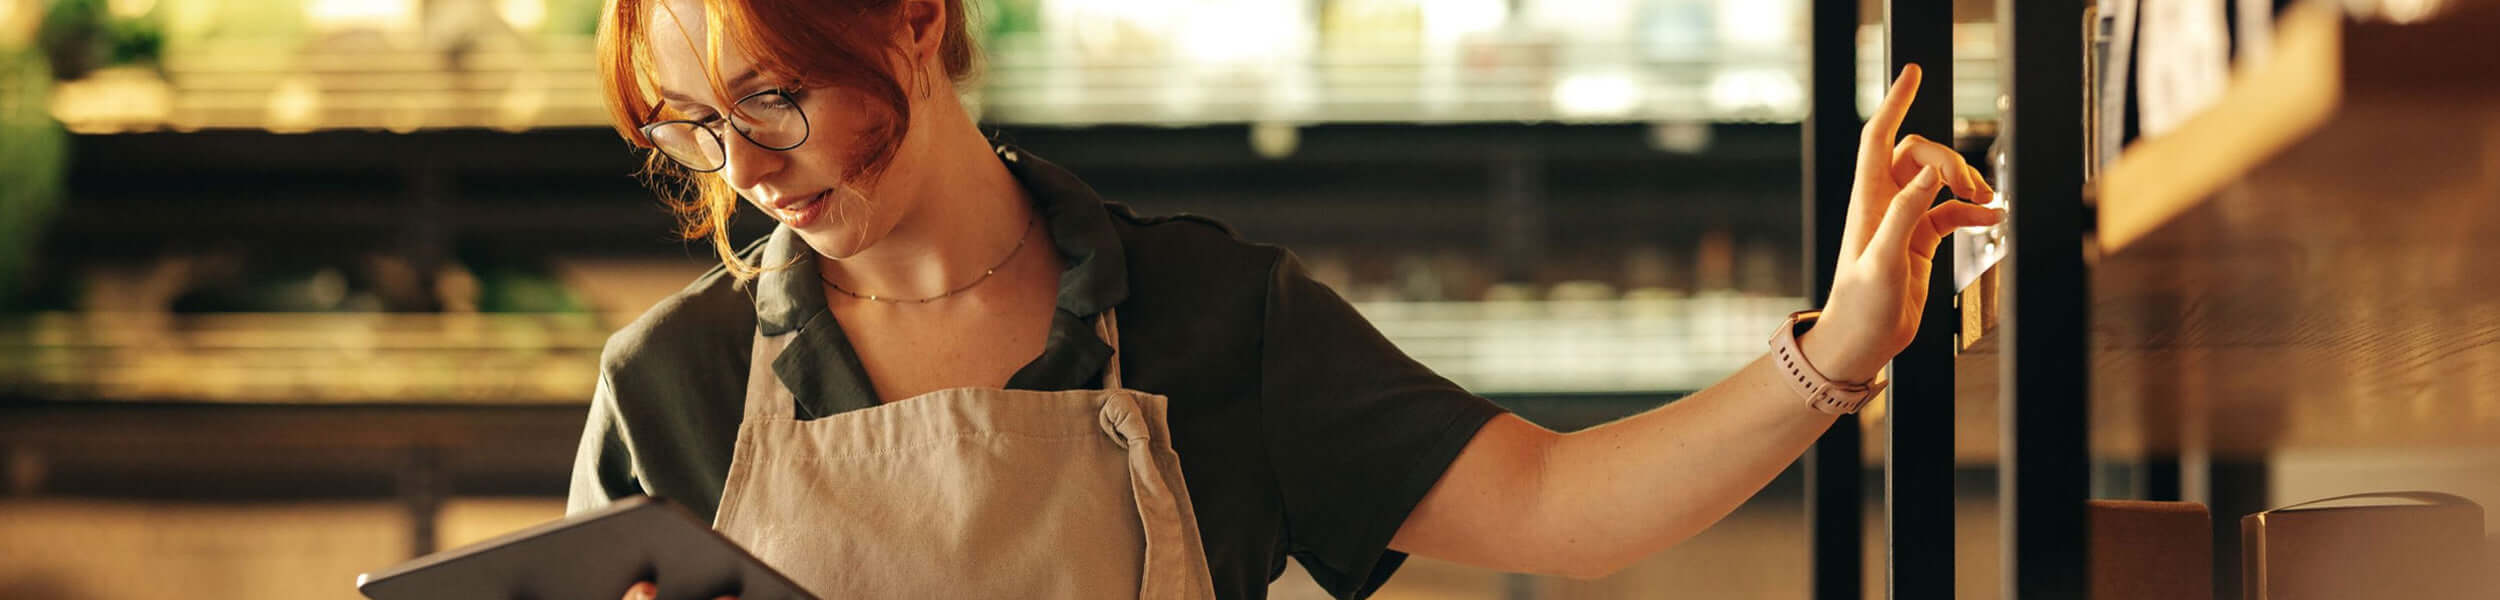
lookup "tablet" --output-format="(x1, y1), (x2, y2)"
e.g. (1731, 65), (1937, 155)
(356, 496), (819, 600)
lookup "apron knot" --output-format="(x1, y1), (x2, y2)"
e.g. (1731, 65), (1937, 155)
(1097, 392), (1154, 449)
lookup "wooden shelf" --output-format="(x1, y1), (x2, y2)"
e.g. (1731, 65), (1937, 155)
(2097, 2), (2500, 251)
(1951, 2), (2500, 460)
(1957, 264), (2001, 354)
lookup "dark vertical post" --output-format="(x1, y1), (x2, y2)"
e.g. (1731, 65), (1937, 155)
(1883, 0), (1956, 598)
(2208, 461), (2269, 600)
(1999, 0), (2091, 598)
(400, 447), (447, 558)
(1489, 149), (1546, 284)
(403, 162), (451, 312)
(2143, 457), (2182, 501)
(1802, 0), (1863, 599)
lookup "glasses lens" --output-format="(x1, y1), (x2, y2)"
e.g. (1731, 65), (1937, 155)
(734, 92), (808, 150)
(647, 122), (726, 171)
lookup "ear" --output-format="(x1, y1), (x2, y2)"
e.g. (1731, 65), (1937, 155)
(898, 0), (946, 60)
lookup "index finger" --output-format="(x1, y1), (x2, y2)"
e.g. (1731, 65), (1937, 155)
(1858, 63), (1925, 172)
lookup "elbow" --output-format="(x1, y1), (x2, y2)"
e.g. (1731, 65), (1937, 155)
(1517, 533), (1640, 580)
(1524, 526), (1681, 580)
(1516, 434), (1637, 581)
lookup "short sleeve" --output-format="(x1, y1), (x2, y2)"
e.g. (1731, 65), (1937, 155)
(567, 370), (645, 516)
(1259, 250), (1508, 599)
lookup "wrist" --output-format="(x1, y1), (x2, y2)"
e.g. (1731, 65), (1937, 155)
(1796, 323), (1883, 384)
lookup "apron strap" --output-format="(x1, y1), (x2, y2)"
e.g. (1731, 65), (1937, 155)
(1097, 392), (1217, 597)
(1096, 308), (1124, 390)
(743, 329), (800, 421)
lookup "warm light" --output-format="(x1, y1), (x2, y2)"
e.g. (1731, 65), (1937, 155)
(1714, 0), (1798, 48)
(265, 74), (322, 133)
(108, 0), (155, 19)
(2376, 0), (2447, 23)
(1422, 0), (1507, 43)
(1649, 121), (1711, 154)
(0, 0), (30, 47)
(48, 67), (174, 133)
(1250, 120), (1298, 159)
(496, 0), (546, 32)
(495, 79), (548, 132)
(1174, 0), (1300, 66)
(305, 0), (415, 31)
(1706, 67), (1801, 116)
(1523, 0), (1638, 41)
(166, 0), (217, 36)
(1059, 0), (1177, 60)
(383, 94), (426, 133)
(1553, 73), (1641, 119)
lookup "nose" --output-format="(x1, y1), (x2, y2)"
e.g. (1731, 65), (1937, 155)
(717, 126), (785, 191)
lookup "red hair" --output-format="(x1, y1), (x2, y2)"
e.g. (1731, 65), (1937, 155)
(597, 0), (979, 279)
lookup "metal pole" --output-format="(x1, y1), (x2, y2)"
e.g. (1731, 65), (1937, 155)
(1883, 0), (1955, 597)
(1802, 0), (1864, 598)
(1999, 0), (2091, 598)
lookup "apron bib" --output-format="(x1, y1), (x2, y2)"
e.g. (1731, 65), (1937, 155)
(712, 309), (1218, 599)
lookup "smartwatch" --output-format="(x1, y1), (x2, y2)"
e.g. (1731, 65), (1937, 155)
(1769, 310), (1888, 415)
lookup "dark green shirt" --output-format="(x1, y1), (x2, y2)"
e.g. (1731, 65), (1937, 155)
(567, 144), (1509, 600)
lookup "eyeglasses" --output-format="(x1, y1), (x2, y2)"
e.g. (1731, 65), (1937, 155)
(639, 88), (811, 173)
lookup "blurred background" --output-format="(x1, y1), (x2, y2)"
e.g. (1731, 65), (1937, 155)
(0, 0), (2062, 597)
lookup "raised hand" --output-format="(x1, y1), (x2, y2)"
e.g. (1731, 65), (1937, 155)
(1804, 63), (2003, 382)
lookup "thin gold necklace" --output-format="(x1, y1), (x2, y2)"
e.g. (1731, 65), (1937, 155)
(825, 216), (1038, 305)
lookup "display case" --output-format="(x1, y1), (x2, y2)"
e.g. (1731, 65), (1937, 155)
(1824, 1), (2500, 598)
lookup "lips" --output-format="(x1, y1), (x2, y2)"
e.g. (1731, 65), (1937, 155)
(771, 190), (828, 227)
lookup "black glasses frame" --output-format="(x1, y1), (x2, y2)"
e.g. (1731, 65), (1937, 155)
(638, 88), (812, 173)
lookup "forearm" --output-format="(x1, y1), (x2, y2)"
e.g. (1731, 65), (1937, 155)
(1526, 349), (1843, 577)
(1407, 64), (1989, 579)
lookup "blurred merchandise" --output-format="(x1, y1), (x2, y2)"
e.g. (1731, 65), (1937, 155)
(14, 0), (2011, 131)
(2242, 492), (2488, 599)
(2087, 500), (2213, 600)
(458, 250), (591, 314)
(0, 310), (608, 404)
(2135, 0), (2230, 137)
(2096, 0), (2135, 174)
(1952, 117), (2006, 291)
(0, 44), (64, 311)
(1637, 0), (1712, 62)
(2234, 0), (2275, 67)
(33, 0), (163, 81)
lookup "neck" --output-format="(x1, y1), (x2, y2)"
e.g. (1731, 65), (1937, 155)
(818, 100), (1038, 302)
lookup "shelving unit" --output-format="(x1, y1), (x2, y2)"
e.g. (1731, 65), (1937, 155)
(18, 0), (2033, 134)
(1817, 1), (2500, 598)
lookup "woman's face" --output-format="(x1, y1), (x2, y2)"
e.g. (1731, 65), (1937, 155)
(644, 0), (936, 259)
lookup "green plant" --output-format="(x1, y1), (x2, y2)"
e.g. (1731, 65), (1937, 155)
(36, 0), (163, 79)
(0, 46), (66, 311)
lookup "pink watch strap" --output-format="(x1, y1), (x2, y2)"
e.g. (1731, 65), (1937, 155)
(1769, 310), (1886, 415)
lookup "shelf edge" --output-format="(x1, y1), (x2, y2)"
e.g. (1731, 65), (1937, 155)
(2096, 3), (2343, 251)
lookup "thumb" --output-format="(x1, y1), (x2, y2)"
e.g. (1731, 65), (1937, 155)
(1866, 165), (1945, 260)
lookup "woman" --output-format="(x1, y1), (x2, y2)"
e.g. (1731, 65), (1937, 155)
(568, 0), (1999, 598)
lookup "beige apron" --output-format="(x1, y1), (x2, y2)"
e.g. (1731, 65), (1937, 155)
(711, 309), (1218, 599)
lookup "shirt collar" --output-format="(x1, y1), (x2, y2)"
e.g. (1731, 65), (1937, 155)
(750, 142), (1130, 336)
